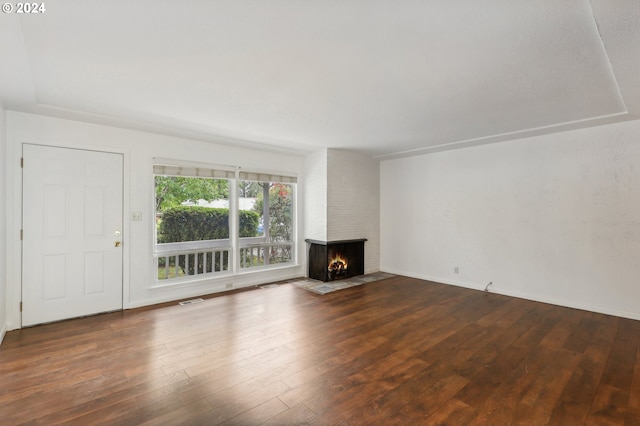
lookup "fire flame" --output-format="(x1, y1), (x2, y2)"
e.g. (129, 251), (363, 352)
(328, 254), (348, 271)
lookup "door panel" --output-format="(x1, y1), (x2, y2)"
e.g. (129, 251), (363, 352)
(22, 144), (123, 326)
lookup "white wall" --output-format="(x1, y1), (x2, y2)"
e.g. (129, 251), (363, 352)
(327, 149), (380, 274)
(5, 111), (306, 330)
(0, 102), (7, 343)
(303, 148), (328, 241)
(381, 119), (640, 320)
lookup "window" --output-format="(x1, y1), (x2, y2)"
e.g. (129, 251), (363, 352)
(238, 173), (296, 269)
(154, 163), (234, 281)
(153, 162), (296, 283)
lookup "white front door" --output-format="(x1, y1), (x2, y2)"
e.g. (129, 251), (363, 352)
(22, 144), (124, 326)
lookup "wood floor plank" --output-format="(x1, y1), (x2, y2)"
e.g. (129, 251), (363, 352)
(35, 371), (194, 425)
(138, 398), (214, 426)
(260, 402), (316, 426)
(218, 397), (289, 425)
(302, 350), (427, 423)
(182, 380), (292, 425)
(586, 384), (628, 426)
(278, 336), (392, 410)
(422, 398), (477, 426)
(549, 315), (620, 425)
(587, 318), (640, 425)
(1, 276), (638, 425)
(629, 347), (640, 424)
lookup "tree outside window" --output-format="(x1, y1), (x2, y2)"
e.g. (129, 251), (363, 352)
(239, 180), (295, 267)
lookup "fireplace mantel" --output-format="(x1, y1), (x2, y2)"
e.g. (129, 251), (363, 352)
(305, 238), (368, 246)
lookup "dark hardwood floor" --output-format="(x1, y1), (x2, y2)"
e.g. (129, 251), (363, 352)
(1, 275), (639, 425)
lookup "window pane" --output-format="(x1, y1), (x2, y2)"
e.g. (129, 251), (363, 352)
(237, 181), (263, 237)
(238, 180), (294, 269)
(155, 175), (230, 244)
(267, 183), (294, 242)
(238, 181), (294, 242)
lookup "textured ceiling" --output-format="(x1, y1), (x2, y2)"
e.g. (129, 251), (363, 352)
(1, 0), (639, 158)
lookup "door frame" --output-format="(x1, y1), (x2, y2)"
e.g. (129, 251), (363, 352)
(7, 139), (130, 329)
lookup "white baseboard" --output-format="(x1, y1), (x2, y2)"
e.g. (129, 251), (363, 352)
(127, 266), (304, 310)
(380, 268), (640, 321)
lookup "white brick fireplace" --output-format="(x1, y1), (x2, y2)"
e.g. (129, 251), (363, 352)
(303, 148), (380, 276)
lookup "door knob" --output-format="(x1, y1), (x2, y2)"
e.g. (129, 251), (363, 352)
(114, 241), (121, 247)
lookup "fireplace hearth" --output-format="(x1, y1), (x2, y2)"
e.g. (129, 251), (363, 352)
(306, 239), (366, 282)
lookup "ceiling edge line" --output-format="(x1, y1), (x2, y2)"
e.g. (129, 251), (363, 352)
(25, 103), (313, 157)
(586, 0), (629, 113)
(375, 111), (631, 160)
(13, 15), (38, 104)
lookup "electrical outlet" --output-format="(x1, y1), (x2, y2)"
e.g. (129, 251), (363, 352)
(454, 266), (459, 274)
(132, 212), (142, 221)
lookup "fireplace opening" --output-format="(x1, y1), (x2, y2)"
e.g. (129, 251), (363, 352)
(306, 239), (366, 282)
(328, 253), (348, 280)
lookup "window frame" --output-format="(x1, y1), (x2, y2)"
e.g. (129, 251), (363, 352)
(152, 160), (297, 283)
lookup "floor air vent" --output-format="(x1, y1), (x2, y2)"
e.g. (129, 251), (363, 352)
(179, 298), (205, 305)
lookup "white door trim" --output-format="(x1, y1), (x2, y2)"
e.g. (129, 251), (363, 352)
(22, 144), (124, 325)
(6, 139), (130, 330)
